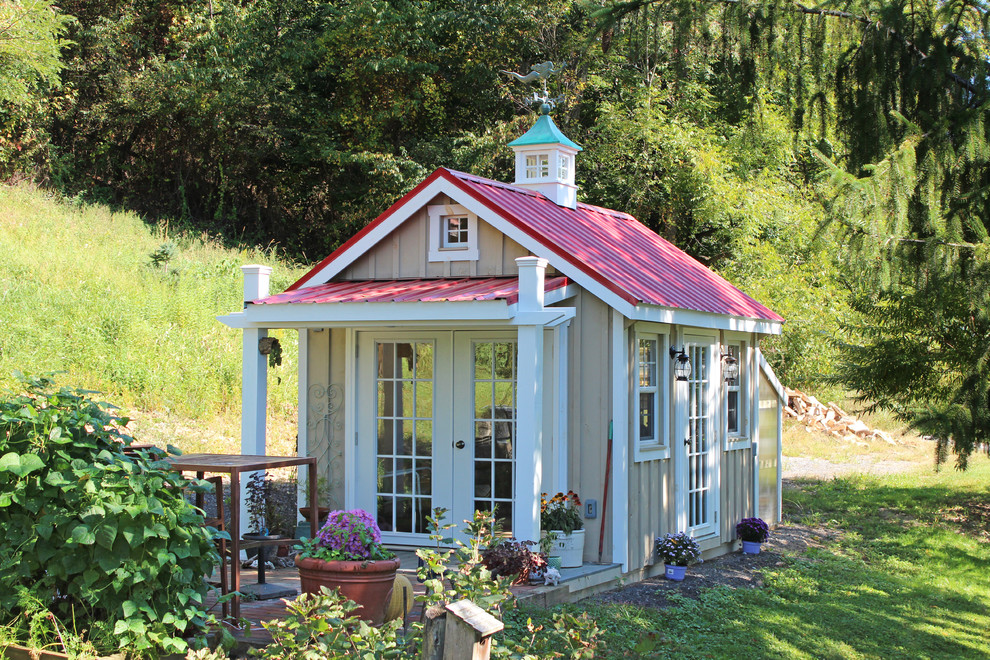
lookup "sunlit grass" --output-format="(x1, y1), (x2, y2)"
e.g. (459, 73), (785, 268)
(520, 458), (990, 659)
(0, 184), (308, 448)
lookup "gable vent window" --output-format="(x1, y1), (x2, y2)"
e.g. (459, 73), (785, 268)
(443, 216), (469, 248)
(428, 204), (479, 262)
(526, 154), (549, 179)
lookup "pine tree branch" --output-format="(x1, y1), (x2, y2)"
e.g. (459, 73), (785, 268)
(592, 1), (981, 96)
(793, 3), (979, 95)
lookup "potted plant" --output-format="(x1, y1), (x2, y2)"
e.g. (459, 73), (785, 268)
(295, 509), (400, 624)
(655, 532), (702, 581)
(736, 517), (770, 555)
(298, 475), (332, 528)
(480, 538), (547, 585)
(540, 491), (584, 568)
(243, 471), (281, 559)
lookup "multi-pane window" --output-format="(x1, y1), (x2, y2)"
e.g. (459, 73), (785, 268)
(375, 341), (434, 534)
(525, 154), (549, 179)
(638, 336), (661, 445)
(473, 341), (516, 533)
(558, 154), (571, 180)
(726, 342), (741, 436)
(443, 216), (469, 248)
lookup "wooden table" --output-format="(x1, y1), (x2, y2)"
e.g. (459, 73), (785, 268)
(167, 453), (319, 620)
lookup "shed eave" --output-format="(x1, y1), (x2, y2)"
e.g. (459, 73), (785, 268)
(218, 299), (515, 328)
(631, 303), (784, 335)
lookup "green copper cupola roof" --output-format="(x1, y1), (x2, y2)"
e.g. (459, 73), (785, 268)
(508, 114), (583, 152)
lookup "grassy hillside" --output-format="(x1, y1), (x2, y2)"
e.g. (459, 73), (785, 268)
(0, 184), (308, 452)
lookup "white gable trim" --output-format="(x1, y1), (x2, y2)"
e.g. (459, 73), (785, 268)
(293, 175), (641, 317)
(757, 349), (786, 401)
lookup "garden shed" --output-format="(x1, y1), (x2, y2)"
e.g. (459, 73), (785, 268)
(220, 110), (785, 577)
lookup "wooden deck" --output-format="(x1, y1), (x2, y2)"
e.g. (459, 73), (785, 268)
(206, 551), (622, 649)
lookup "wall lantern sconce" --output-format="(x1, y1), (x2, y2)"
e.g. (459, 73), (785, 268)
(721, 353), (739, 382)
(669, 346), (692, 381)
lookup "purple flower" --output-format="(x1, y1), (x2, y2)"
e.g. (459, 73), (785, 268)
(308, 509), (391, 561)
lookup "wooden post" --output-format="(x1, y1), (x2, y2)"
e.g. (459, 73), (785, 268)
(420, 604), (447, 660)
(442, 599), (504, 660)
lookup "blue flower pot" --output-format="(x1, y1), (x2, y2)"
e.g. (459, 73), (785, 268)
(741, 540), (762, 555)
(664, 564), (687, 581)
(547, 556), (563, 570)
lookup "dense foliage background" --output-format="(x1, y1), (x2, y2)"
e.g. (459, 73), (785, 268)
(2, 0), (988, 465)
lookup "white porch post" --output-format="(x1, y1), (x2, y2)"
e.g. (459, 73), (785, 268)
(514, 256), (547, 544)
(240, 265), (271, 532)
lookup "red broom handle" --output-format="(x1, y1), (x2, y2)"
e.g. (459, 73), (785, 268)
(598, 420), (613, 563)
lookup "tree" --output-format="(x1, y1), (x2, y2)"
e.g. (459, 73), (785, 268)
(592, 0), (990, 466)
(0, 0), (69, 177)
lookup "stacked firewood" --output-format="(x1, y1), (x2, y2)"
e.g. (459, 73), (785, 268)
(784, 388), (896, 445)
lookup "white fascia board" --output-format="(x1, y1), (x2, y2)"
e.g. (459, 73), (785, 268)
(299, 178), (456, 287)
(758, 349), (787, 401)
(218, 300), (512, 328)
(633, 304), (783, 335)
(544, 284), (577, 306)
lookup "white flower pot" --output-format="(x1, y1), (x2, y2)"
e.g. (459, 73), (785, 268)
(547, 529), (585, 568)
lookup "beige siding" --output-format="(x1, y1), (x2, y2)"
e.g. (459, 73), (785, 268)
(341, 195), (530, 280)
(720, 447), (754, 541)
(305, 329), (348, 512)
(625, 324), (677, 570)
(566, 289), (613, 563)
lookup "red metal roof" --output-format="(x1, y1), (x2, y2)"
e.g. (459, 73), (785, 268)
(253, 277), (569, 306)
(286, 167), (782, 322)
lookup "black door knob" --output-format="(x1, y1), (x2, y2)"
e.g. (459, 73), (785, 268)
(454, 440), (466, 449)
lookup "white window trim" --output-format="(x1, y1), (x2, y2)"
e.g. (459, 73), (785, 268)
(428, 204), (479, 262)
(723, 333), (752, 450)
(634, 323), (670, 462)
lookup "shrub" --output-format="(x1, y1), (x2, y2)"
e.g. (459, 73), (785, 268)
(0, 374), (223, 657)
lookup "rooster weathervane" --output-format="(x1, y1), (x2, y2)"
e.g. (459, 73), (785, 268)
(500, 61), (566, 113)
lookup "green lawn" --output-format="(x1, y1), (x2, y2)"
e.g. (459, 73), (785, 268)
(518, 458), (990, 659)
(0, 184), (308, 453)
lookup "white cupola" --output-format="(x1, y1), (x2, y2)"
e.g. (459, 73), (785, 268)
(508, 107), (582, 209)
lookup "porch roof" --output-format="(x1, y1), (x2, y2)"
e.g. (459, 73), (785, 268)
(250, 276), (569, 306)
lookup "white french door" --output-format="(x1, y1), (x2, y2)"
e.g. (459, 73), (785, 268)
(678, 333), (720, 538)
(356, 331), (517, 546)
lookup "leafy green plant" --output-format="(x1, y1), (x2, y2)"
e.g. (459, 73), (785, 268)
(253, 587), (405, 659)
(0, 374), (224, 657)
(498, 608), (602, 660)
(415, 509), (513, 617)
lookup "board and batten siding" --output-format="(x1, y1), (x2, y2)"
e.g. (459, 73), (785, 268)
(341, 195), (531, 280)
(625, 323), (676, 572)
(300, 328), (348, 512)
(564, 288), (613, 564)
(719, 446), (754, 541)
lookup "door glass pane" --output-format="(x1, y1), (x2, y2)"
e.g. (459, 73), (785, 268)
(376, 340), (433, 534)
(687, 343), (712, 532)
(473, 340), (516, 534)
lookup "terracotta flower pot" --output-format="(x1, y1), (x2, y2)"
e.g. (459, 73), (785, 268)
(295, 555), (401, 625)
(299, 506), (331, 525)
